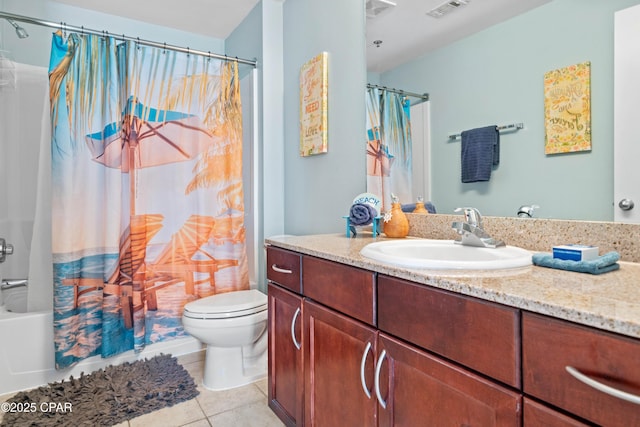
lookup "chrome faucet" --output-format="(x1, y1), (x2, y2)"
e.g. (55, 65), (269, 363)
(451, 207), (505, 248)
(0, 238), (13, 263)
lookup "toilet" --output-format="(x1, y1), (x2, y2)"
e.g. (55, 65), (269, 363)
(181, 289), (268, 391)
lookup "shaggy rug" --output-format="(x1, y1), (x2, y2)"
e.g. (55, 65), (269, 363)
(0, 354), (199, 427)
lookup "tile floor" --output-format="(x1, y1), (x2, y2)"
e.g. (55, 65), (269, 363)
(0, 351), (284, 427)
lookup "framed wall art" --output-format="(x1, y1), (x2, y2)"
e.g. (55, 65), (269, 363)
(543, 61), (591, 154)
(299, 52), (328, 156)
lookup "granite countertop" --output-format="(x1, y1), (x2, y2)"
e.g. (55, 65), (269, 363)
(265, 233), (640, 340)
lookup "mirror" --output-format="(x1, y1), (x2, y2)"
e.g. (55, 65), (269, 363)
(366, 0), (637, 222)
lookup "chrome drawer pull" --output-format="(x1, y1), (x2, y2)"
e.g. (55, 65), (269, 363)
(375, 349), (388, 409)
(271, 264), (293, 274)
(290, 307), (301, 350)
(566, 366), (640, 405)
(360, 341), (373, 399)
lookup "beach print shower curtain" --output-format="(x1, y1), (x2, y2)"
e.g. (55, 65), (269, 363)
(366, 87), (413, 212)
(49, 31), (249, 369)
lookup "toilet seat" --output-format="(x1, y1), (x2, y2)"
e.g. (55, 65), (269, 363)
(183, 289), (267, 319)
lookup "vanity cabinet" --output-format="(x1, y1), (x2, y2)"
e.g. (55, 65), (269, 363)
(523, 312), (640, 427)
(267, 241), (640, 426)
(267, 246), (523, 426)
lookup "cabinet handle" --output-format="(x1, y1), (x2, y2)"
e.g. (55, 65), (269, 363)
(272, 264), (293, 274)
(360, 341), (373, 399)
(290, 307), (301, 350)
(374, 349), (388, 409)
(566, 366), (640, 405)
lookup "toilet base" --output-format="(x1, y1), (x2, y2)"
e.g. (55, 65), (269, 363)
(202, 345), (267, 391)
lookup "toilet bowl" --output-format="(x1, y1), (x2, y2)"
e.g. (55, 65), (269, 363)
(182, 289), (268, 391)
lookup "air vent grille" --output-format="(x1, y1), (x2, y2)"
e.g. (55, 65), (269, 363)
(427, 0), (471, 18)
(366, 0), (397, 19)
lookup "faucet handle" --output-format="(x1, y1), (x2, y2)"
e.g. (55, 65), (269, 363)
(454, 207), (483, 228)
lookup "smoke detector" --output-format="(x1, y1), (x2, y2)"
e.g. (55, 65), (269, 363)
(427, 0), (471, 18)
(366, 0), (397, 19)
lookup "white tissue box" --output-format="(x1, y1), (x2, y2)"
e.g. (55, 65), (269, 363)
(552, 244), (599, 261)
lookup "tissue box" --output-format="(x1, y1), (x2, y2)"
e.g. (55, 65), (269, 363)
(552, 245), (599, 261)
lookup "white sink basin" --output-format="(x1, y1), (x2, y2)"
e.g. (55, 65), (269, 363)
(360, 239), (532, 270)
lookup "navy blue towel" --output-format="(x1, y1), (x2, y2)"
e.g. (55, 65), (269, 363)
(461, 125), (500, 183)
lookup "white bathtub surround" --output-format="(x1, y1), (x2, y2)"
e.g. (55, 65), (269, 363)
(0, 307), (203, 395)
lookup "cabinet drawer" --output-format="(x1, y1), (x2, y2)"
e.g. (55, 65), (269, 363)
(302, 256), (376, 326)
(523, 312), (640, 427)
(378, 275), (520, 387)
(267, 247), (302, 293)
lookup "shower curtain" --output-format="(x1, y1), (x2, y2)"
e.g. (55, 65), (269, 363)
(366, 87), (413, 212)
(49, 31), (249, 369)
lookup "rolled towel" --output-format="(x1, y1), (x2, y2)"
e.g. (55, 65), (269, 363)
(532, 251), (620, 275)
(349, 203), (377, 226)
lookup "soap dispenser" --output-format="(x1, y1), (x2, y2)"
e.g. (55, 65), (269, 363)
(383, 194), (409, 238)
(412, 196), (429, 214)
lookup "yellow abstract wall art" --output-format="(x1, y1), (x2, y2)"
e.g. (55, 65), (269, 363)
(544, 61), (591, 154)
(300, 52), (328, 156)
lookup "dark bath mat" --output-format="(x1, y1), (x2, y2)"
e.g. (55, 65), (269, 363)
(0, 354), (199, 427)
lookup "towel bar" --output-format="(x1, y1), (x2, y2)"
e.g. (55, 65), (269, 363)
(449, 122), (524, 140)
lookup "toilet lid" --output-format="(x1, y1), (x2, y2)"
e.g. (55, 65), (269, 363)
(183, 289), (267, 319)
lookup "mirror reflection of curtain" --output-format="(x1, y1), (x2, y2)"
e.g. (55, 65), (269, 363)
(366, 87), (413, 212)
(49, 31), (248, 369)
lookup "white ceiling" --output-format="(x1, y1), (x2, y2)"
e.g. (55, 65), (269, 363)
(51, 0), (261, 39)
(51, 0), (551, 73)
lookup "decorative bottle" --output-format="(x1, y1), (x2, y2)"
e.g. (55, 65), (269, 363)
(412, 196), (429, 214)
(383, 194), (409, 238)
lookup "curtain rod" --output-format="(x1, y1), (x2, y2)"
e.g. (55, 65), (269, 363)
(0, 11), (257, 67)
(367, 83), (429, 101)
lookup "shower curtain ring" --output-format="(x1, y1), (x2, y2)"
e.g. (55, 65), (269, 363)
(163, 42), (167, 54)
(80, 26), (84, 36)
(136, 37), (140, 49)
(207, 51), (211, 61)
(187, 47), (190, 57)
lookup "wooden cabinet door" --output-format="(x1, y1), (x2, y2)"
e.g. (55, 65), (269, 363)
(523, 398), (589, 427)
(376, 333), (522, 427)
(304, 300), (377, 427)
(268, 283), (304, 426)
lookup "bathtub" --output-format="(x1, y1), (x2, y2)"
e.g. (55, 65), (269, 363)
(0, 305), (203, 396)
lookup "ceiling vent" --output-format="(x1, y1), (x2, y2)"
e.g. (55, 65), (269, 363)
(427, 0), (471, 18)
(366, 0), (397, 19)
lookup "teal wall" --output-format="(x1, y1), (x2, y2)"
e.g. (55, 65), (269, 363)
(380, 0), (640, 220)
(282, 0), (366, 234)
